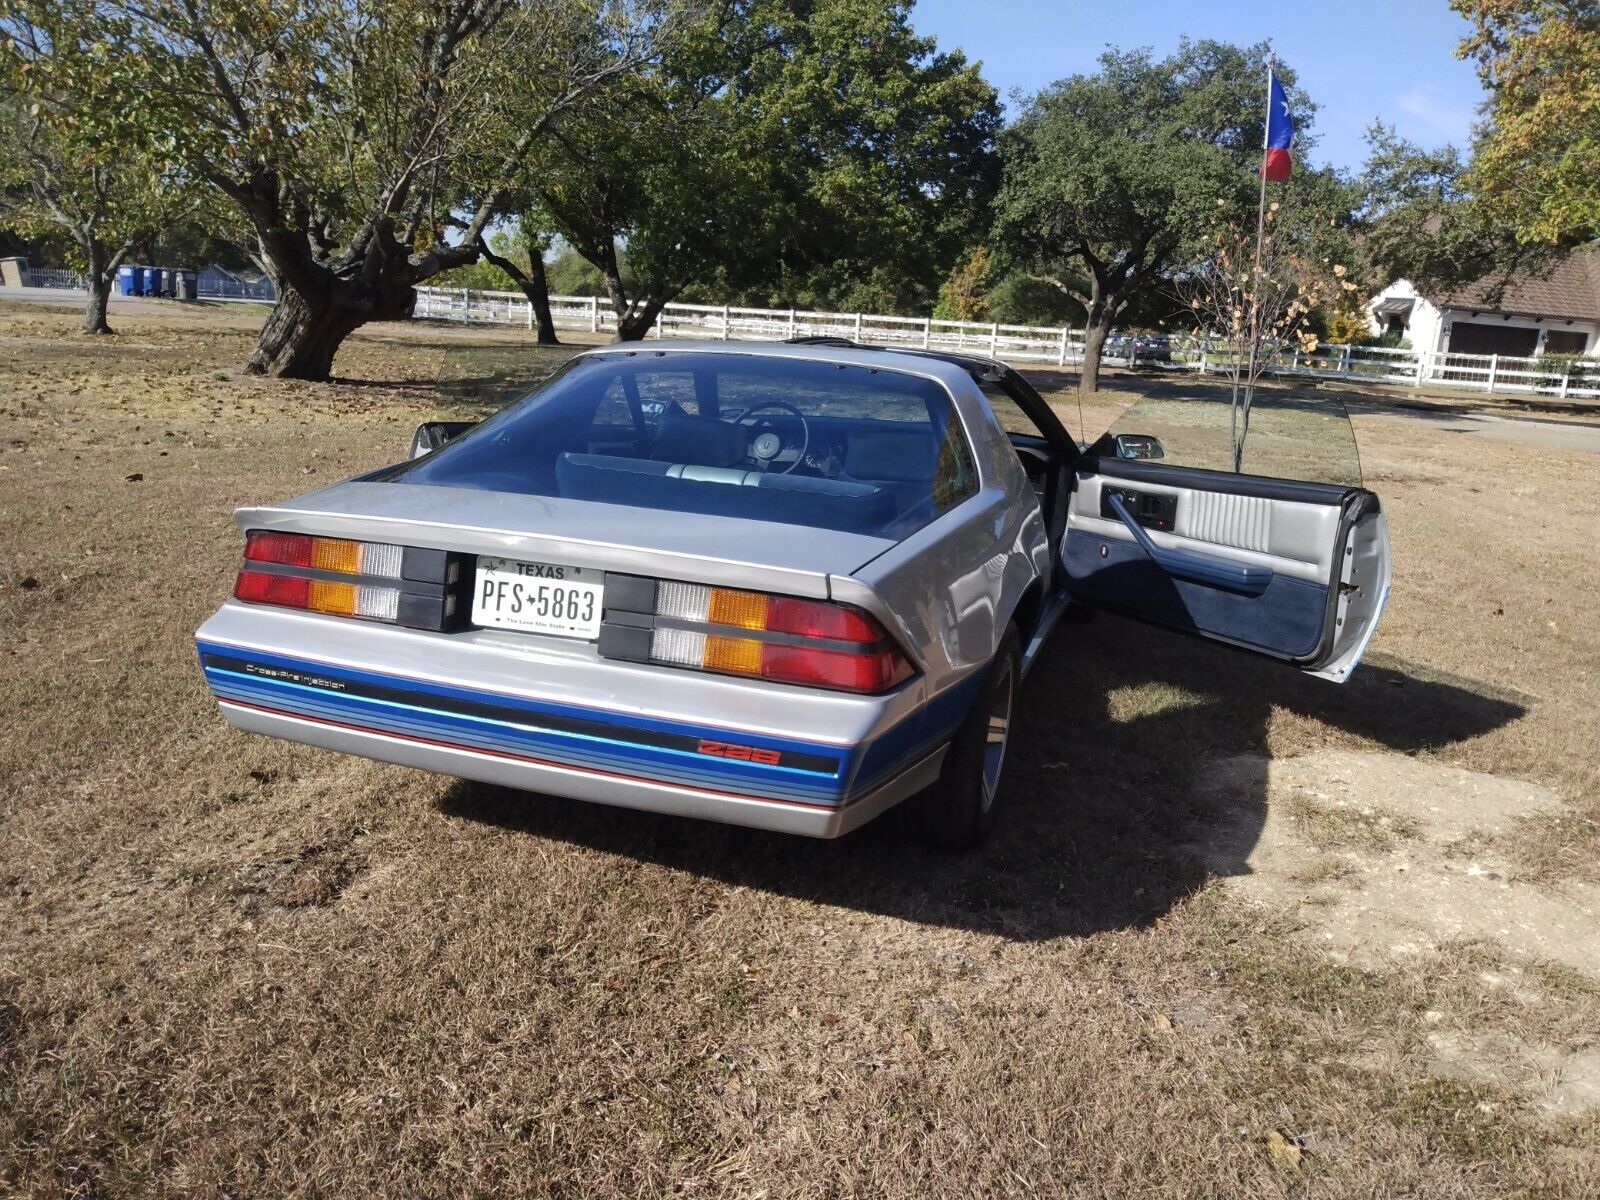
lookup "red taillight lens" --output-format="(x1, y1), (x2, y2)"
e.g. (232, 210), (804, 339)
(759, 642), (909, 692)
(243, 530), (314, 567)
(647, 582), (913, 694)
(765, 596), (882, 642)
(235, 569), (310, 607)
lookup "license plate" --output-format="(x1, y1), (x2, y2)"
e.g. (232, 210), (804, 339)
(471, 557), (604, 640)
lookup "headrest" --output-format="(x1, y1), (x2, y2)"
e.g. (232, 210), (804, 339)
(650, 406), (748, 467)
(844, 431), (939, 482)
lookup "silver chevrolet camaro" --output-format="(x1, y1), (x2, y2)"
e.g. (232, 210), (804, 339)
(195, 339), (1390, 848)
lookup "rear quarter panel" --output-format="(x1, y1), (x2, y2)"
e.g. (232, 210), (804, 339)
(833, 371), (1049, 692)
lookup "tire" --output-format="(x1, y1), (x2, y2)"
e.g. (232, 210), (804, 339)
(917, 626), (1020, 851)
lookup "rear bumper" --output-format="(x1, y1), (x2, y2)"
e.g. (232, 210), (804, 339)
(215, 696), (943, 837)
(195, 603), (970, 838)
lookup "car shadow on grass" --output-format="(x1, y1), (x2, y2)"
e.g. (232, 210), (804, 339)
(435, 616), (1527, 941)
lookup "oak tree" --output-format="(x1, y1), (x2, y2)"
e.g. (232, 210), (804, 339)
(992, 41), (1307, 393)
(1453, 0), (1600, 244)
(109, 0), (671, 379)
(1, 5), (179, 334)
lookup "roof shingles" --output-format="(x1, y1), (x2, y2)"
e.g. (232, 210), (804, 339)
(1429, 245), (1600, 322)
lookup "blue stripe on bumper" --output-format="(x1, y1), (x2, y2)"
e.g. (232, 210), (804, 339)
(198, 640), (864, 803)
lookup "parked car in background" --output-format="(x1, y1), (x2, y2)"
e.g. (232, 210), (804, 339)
(1106, 331), (1173, 365)
(195, 340), (1391, 849)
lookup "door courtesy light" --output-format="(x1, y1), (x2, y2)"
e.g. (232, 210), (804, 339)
(646, 582), (911, 693)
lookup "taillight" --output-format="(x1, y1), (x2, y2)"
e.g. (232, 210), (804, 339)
(231, 531), (459, 629)
(642, 582), (911, 694)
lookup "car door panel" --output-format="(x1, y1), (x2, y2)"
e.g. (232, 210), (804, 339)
(1064, 458), (1389, 681)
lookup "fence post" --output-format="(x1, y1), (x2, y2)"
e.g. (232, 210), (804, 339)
(526, 300), (533, 330)
(854, 312), (863, 342)
(787, 308), (797, 338)
(1413, 350), (1426, 388)
(1341, 343), (1351, 373)
(721, 305), (731, 340)
(461, 288), (469, 320)
(1057, 327), (1068, 367)
(1199, 343), (1208, 375)
(989, 322), (1000, 355)
(922, 317), (931, 349)
(589, 296), (599, 334)
(1560, 362), (1571, 399)
(1291, 347), (1300, 373)
(1486, 353), (1498, 393)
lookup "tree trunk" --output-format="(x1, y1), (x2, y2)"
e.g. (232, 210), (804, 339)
(478, 238), (560, 345)
(245, 280), (374, 380)
(615, 304), (662, 341)
(527, 253), (558, 345)
(80, 245), (114, 335)
(82, 273), (113, 335)
(1079, 304), (1113, 394)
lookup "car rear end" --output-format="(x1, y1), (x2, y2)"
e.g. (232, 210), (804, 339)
(195, 344), (1013, 837)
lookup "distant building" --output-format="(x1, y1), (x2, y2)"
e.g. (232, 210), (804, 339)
(1367, 246), (1600, 359)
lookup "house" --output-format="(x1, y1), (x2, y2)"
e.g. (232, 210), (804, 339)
(1367, 245), (1600, 360)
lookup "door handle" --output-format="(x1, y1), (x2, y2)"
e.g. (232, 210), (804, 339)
(1105, 491), (1274, 596)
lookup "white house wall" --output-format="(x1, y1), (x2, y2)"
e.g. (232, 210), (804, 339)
(1368, 277), (1599, 358)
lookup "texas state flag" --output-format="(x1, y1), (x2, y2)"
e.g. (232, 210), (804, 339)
(1262, 71), (1293, 182)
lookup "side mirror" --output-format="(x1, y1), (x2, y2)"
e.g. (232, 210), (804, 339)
(1089, 432), (1166, 461)
(409, 420), (478, 459)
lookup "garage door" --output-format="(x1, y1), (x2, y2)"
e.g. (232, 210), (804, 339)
(1447, 322), (1538, 356)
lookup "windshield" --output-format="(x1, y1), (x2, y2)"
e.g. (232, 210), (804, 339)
(388, 351), (979, 539)
(1102, 382), (1363, 486)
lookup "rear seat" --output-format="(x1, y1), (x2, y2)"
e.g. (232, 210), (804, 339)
(841, 430), (939, 510)
(555, 452), (897, 536)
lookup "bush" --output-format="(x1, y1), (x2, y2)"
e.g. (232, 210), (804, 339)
(1363, 329), (1412, 350)
(985, 272), (1081, 327)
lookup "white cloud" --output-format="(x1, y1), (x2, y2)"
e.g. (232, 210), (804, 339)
(1395, 85), (1476, 142)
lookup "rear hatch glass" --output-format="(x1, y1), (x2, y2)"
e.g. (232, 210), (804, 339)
(386, 351), (978, 538)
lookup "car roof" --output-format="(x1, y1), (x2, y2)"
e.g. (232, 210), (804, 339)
(574, 338), (1010, 385)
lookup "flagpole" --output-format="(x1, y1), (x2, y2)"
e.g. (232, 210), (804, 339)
(1239, 55), (1274, 472)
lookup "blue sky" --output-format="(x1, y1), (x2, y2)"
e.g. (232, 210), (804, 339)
(912, 0), (1486, 172)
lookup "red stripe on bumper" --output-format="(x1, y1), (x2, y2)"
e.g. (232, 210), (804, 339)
(218, 697), (852, 813)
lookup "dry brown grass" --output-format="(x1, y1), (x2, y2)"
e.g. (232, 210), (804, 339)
(3, 301), (1599, 1198)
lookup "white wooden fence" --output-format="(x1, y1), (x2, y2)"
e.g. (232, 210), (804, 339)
(413, 285), (1600, 402)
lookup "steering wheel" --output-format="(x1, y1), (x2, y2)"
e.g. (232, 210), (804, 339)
(733, 401), (810, 474)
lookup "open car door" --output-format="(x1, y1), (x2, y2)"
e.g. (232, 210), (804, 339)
(1061, 387), (1391, 683)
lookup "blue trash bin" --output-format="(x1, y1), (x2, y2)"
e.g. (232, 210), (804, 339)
(118, 265), (139, 296)
(145, 267), (163, 297)
(129, 265), (147, 296)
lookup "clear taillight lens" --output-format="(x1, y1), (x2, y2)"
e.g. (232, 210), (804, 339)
(646, 582), (911, 694)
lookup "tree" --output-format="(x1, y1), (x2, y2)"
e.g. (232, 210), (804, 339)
(0, 5), (179, 334)
(1174, 197), (1342, 471)
(1353, 122), (1552, 298)
(106, 0), (670, 380)
(525, 0), (1000, 340)
(1453, 0), (1600, 244)
(933, 246), (991, 322)
(476, 217), (561, 343)
(992, 41), (1308, 393)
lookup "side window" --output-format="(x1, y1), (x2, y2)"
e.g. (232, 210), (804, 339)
(932, 416), (978, 509)
(592, 378), (636, 429)
(633, 371), (701, 419)
(979, 380), (1050, 441)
